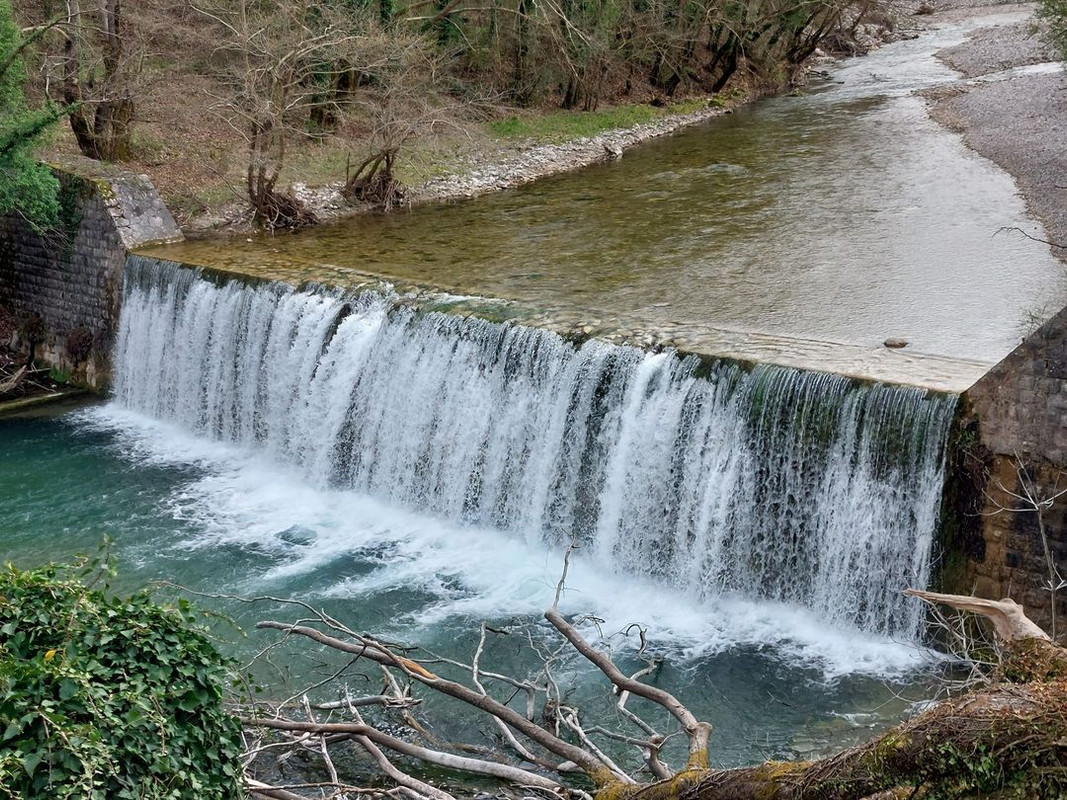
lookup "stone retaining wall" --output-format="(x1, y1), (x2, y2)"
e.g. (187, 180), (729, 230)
(0, 156), (181, 388)
(950, 307), (1067, 635)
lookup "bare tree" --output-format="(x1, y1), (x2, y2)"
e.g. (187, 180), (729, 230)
(341, 30), (475, 211)
(983, 452), (1067, 640)
(193, 0), (381, 228)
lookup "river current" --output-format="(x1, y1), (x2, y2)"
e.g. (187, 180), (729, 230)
(1, 11), (1062, 773)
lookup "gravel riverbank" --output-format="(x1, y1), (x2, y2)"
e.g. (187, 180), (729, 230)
(406, 103), (734, 205)
(290, 98), (750, 222)
(937, 19), (1051, 76)
(926, 7), (1066, 258)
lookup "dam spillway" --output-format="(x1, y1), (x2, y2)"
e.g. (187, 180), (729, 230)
(114, 256), (957, 641)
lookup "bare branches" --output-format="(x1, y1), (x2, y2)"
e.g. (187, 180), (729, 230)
(982, 454), (1067, 639)
(544, 608), (711, 770)
(245, 715), (564, 794)
(995, 225), (1067, 250)
(253, 619), (609, 781)
(239, 545), (720, 798)
(191, 0), (370, 227)
(234, 541), (1067, 800)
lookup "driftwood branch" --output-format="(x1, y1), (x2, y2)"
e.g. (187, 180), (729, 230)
(242, 716), (564, 792)
(905, 589), (1051, 643)
(545, 607), (711, 769)
(255, 620), (611, 781)
(0, 366), (27, 396)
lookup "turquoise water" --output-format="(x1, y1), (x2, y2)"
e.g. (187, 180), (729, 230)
(0, 403), (942, 769)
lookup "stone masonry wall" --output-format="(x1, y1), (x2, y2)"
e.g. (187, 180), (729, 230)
(950, 305), (1067, 636)
(0, 156), (181, 388)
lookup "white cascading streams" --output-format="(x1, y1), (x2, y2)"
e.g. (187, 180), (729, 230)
(114, 257), (958, 640)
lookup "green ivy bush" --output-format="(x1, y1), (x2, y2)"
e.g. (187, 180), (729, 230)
(0, 0), (65, 231)
(0, 558), (245, 799)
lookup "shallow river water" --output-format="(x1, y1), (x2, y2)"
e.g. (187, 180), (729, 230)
(146, 12), (1066, 389)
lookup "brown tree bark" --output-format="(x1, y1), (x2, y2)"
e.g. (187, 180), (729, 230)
(60, 0), (135, 162)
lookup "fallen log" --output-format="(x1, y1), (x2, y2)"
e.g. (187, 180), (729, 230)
(244, 589), (1067, 800)
(0, 365), (27, 396)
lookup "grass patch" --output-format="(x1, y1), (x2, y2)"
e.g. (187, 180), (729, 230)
(279, 140), (354, 187)
(282, 131), (485, 189)
(487, 98), (711, 143)
(393, 136), (486, 185)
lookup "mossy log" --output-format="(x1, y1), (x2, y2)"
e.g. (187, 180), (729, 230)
(598, 663), (1067, 799)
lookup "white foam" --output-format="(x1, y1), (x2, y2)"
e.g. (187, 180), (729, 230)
(79, 404), (936, 680)
(112, 259), (958, 641)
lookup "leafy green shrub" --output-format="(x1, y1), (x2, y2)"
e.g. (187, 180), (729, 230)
(0, 558), (245, 799)
(0, 0), (64, 231)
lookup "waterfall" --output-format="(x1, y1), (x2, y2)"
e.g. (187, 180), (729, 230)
(114, 256), (957, 640)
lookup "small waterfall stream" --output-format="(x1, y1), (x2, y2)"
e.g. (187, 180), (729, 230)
(115, 256), (957, 640)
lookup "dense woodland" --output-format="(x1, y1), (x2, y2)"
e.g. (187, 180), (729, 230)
(3, 0), (894, 227)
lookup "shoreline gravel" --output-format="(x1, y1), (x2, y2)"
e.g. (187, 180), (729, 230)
(925, 10), (1066, 259)
(287, 97), (753, 225)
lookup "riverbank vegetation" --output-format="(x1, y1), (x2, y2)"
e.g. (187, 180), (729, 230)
(0, 557), (244, 799)
(9, 0), (898, 229)
(5, 554), (1067, 799)
(0, 0), (64, 231)
(1037, 0), (1067, 60)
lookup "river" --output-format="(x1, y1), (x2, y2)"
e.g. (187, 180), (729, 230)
(1, 11), (1061, 778)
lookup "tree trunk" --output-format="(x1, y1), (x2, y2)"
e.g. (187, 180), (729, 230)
(60, 0), (135, 162)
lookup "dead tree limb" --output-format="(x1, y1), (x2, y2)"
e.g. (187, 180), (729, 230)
(545, 608), (711, 771)
(547, 545), (710, 769)
(242, 579), (1067, 800)
(241, 716), (566, 793)
(905, 589), (1050, 643)
(255, 620), (612, 782)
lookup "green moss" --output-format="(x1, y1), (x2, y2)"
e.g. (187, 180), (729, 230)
(931, 406), (990, 596)
(47, 366), (70, 384)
